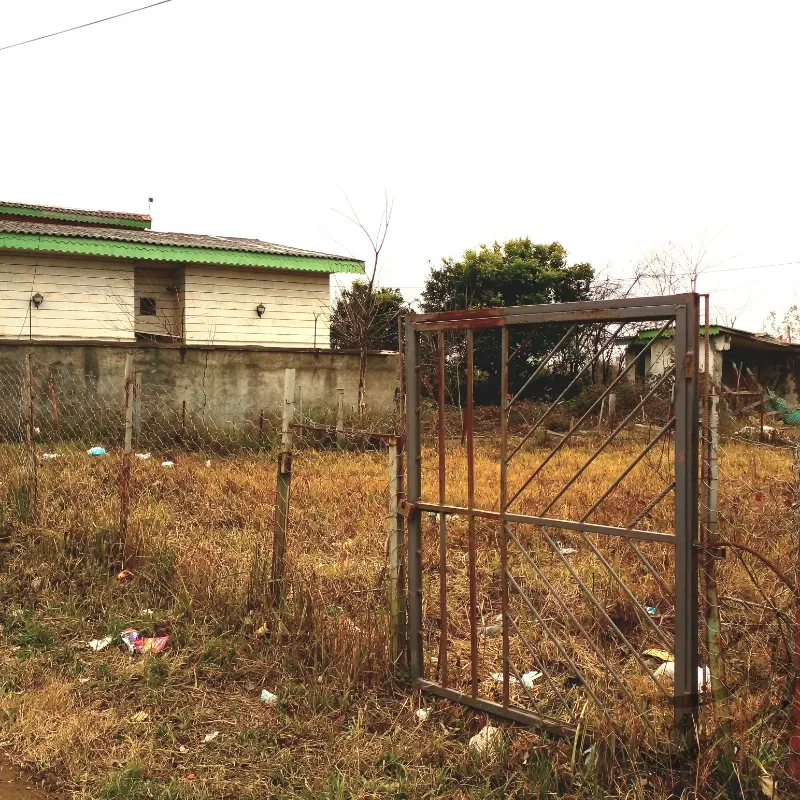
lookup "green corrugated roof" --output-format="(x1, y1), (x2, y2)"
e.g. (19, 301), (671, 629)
(626, 326), (720, 344)
(0, 220), (365, 274)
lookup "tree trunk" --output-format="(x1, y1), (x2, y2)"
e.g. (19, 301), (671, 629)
(358, 345), (368, 417)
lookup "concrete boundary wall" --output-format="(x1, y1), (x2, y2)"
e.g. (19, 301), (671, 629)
(0, 341), (398, 425)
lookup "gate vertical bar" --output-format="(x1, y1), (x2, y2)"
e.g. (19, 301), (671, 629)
(466, 329), (478, 699)
(499, 325), (510, 709)
(673, 295), (700, 736)
(405, 320), (423, 681)
(388, 436), (406, 668)
(437, 330), (449, 687)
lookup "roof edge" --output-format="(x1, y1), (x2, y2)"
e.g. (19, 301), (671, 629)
(0, 230), (366, 274)
(0, 203), (151, 230)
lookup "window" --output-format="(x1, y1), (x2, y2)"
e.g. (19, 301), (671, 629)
(139, 297), (157, 316)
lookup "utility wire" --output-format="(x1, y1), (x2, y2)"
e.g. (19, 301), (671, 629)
(0, 0), (172, 53)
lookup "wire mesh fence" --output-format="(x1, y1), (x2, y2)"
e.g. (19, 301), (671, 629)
(0, 350), (406, 688)
(1, 319), (798, 793)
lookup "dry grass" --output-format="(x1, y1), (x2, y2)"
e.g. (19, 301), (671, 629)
(0, 428), (795, 798)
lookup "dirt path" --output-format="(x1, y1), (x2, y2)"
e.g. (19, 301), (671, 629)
(0, 756), (54, 799)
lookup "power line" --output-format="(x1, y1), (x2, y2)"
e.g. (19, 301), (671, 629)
(0, 0), (173, 53)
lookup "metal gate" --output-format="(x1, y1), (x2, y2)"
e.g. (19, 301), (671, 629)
(404, 294), (700, 742)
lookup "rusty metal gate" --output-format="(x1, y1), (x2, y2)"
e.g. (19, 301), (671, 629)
(404, 294), (700, 742)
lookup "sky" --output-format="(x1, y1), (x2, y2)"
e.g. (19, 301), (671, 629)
(2, 1), (799, 331)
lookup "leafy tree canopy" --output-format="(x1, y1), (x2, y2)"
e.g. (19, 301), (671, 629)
(330, 280), (412, 352)
(421, 239), (595, 401)
(421, 239), (593, 314)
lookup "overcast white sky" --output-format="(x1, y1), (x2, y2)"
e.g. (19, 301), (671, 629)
(3, 1), (799, 330)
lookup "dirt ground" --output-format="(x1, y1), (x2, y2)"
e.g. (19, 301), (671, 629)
(0, 754), (56, 799)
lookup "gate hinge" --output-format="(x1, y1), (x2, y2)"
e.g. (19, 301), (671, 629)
(684, 351), (695, 378)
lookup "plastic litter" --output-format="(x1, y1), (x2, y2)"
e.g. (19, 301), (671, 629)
(478, 623), (501, 638)
(203, 731), (219, 743)
(205, 459), (211, 467)
(120, 628), (169, 655)
(135, 453), (151, 460)
(469, 724), (502, 756)
(131, 711), (149, 723)
(41, 453), (59, 460)
(521, 670), (543, 689)
(415, 708), (430, 722)
(555, 540), (578, 556)
(260, 689), (279, 706)
(646, 606), (657, 615)
(117, 569), (134, 581)
(653, 660), (711, 690)
(161, 461), (175, 468)
(88, 636), (114, 652)
(141, 608), (154, 616)
(87, 446), (107, 457)
(643, 648), (673, 663)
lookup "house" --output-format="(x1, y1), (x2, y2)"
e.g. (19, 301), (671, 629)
(623, 325), (800, 404)
(0, 200), (364, 347)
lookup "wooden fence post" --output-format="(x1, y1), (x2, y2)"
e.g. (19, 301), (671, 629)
(48, 373), (60, 440)
(270, 368), (295, 605)
(120, 354), (134, 549)
(336, 387), (345, 447)
(388, 436), (406, 668)
(23, 353), (38, 521)
(132, 371), (141, 443)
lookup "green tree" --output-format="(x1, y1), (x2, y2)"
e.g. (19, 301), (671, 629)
(330, 281), (412, 352)
(421, 238), (594, 401)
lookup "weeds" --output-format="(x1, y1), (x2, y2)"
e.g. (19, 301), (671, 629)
(0, 427), (794, 797)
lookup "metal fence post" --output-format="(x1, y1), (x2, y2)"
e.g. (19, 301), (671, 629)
(405, 320), (423, 680)
(23, 353), (38, 522)
(120, 353), (134, 547)
(270, 368), (295, 605)
(388, 436), (406, 668)
(673, 296), (700, 739)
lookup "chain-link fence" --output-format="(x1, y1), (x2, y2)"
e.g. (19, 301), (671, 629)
(0, 352), (404, 688)
(697, 395), (797, 794)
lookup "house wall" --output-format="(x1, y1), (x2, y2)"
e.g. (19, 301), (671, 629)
(183, 266), (331, 347)
(625, 335), (726, 380)
(134, 265), (182, 339)
(0, 252), (134, 341)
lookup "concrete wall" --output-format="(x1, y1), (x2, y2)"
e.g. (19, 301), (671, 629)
(0, 341), (398, 437)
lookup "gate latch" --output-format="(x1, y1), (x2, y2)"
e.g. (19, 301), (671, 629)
(398, 499), (418, 519)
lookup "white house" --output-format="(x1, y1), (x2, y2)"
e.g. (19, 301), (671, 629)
(623, 325), (800, 403)
(0, 200), (364, 347)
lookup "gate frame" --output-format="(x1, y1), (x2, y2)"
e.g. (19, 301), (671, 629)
(404, 293), (700, 736)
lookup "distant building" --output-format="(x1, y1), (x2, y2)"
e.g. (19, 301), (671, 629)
(0, 200), (363, 347)
(623, 325), (800, 403)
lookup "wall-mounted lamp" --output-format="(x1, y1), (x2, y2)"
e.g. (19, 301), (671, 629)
(256, 303), (266, 318)
(31, 292), (44, 308)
